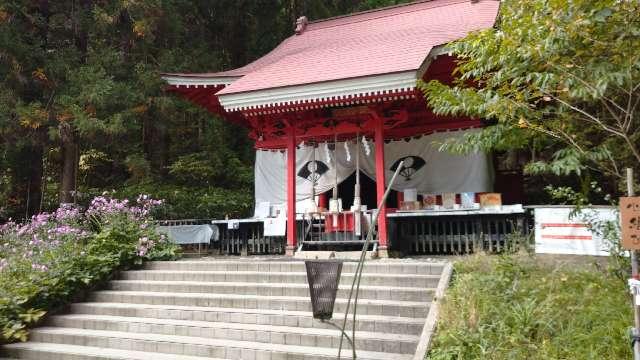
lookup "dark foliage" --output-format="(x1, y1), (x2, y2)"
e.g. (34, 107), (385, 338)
(0, 0), (409, 221)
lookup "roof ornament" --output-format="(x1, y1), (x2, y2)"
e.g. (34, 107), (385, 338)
(295, 16), (308, 35)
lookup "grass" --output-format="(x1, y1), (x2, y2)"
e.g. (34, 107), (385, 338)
(427, 253), (632, 360)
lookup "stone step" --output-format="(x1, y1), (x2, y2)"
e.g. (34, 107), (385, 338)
(107, 280), (435, 302)
(47, 314), (419, 354)
(87, 291), (429, 318)
(119, 270), (441, 288)
(144, 260), (445, 275)
(4, 259), (449, 360)
(2, 342), (219, 360)
(27, 327), (413, 360)
(70, 302), (425, 335)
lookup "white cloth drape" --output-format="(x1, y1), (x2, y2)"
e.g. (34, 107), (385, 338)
(253, 129), (494, 215)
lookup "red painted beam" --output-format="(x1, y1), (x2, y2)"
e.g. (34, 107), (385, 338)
(254, 119), (482, 150)
(383, 120), (481, 139)
(239, 89), (419, 116)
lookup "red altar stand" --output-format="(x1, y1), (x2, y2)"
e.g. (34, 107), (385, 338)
(324, 211), (357, 233)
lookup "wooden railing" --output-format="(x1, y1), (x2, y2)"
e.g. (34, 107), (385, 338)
(155, 219), (285, 255)
(388, 212), (532, 254)
(158, 210), (531, 256)
(218, 221), (285, 255)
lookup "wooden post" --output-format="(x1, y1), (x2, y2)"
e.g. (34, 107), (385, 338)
(286, 126), (297, 256)
(374, 113), (389, 256)
(627, 168), (640, 360)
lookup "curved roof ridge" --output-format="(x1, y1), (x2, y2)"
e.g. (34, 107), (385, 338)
(307, 0), (469, 31)
(163, 0), (501, 106)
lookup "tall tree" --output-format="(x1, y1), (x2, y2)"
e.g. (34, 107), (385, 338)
(0, 0), (409, 220)
(421, 0), (640, 194)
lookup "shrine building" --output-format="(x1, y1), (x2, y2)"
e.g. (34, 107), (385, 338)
(162, 0), (526, 257)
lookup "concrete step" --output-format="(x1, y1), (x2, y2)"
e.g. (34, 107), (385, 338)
(119, 270), (441, 288)
(2, 342), (220, 360)
(87, 291), (430, 318)
(47, 314), (419, 353)
(107, 280), (435, 302)
(69, 302), (425, 335)
(144, 260), (445, 275)
(27, 327), (413, 360)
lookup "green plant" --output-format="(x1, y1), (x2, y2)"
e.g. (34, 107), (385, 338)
(110, 183), (254, 219)
(428, 254), (631, 359)
(421, 0), (640, 185)
(0, 195), (181, 344)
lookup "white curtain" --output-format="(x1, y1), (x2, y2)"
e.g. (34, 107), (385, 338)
(253, 129), (494, 215)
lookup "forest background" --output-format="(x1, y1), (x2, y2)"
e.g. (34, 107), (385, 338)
(0, 0), (418, 222)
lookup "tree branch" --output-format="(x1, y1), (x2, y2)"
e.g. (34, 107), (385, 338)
(551, 95), (626, 137)
(622, 133), (640, 165)
(550, 63), (628, 115)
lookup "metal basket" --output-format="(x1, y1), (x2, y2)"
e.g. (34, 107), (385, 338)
(305, 260), (343, 320)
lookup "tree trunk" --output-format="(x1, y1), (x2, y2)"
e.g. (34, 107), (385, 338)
(59, 122), (77, 204)
(118, 8), (133, 62)
(74, 0), (92, 63)
(143, 110), (169, 178)
(57, 0), (91, 204)
(27, 139), (45, 215)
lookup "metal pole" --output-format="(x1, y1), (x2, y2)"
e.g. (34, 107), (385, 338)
(628, 168), (640, 360)
(311, 143), (316, 202)
(337, 160), (405, 359)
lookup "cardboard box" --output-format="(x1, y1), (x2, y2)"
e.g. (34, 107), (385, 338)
(400, 201), (422, 211)
(422, 194), (437, 210)
(442, 193), (456, 209)
(479, 193), (502, 209)
(461, 192), (476, 209)
(403, 188), (418, 202)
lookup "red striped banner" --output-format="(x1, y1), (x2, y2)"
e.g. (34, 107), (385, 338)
(541, 223), (587, 228)
(541, 235), (592, 241)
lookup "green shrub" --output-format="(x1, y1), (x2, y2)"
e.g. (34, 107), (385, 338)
(0, 195), (181, 344)
(111, 183), (254, 219)
(428, 254), (631, 360)
(40, 182), (253, 221)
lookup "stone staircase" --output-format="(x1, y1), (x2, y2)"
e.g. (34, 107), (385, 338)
(2, 259), (450, 360)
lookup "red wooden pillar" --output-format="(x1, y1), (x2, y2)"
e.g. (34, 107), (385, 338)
(286, 126), (297, 255)
(374, 115), (389, 254)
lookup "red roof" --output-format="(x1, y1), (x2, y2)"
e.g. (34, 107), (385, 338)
(214, 0), (499, 96)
